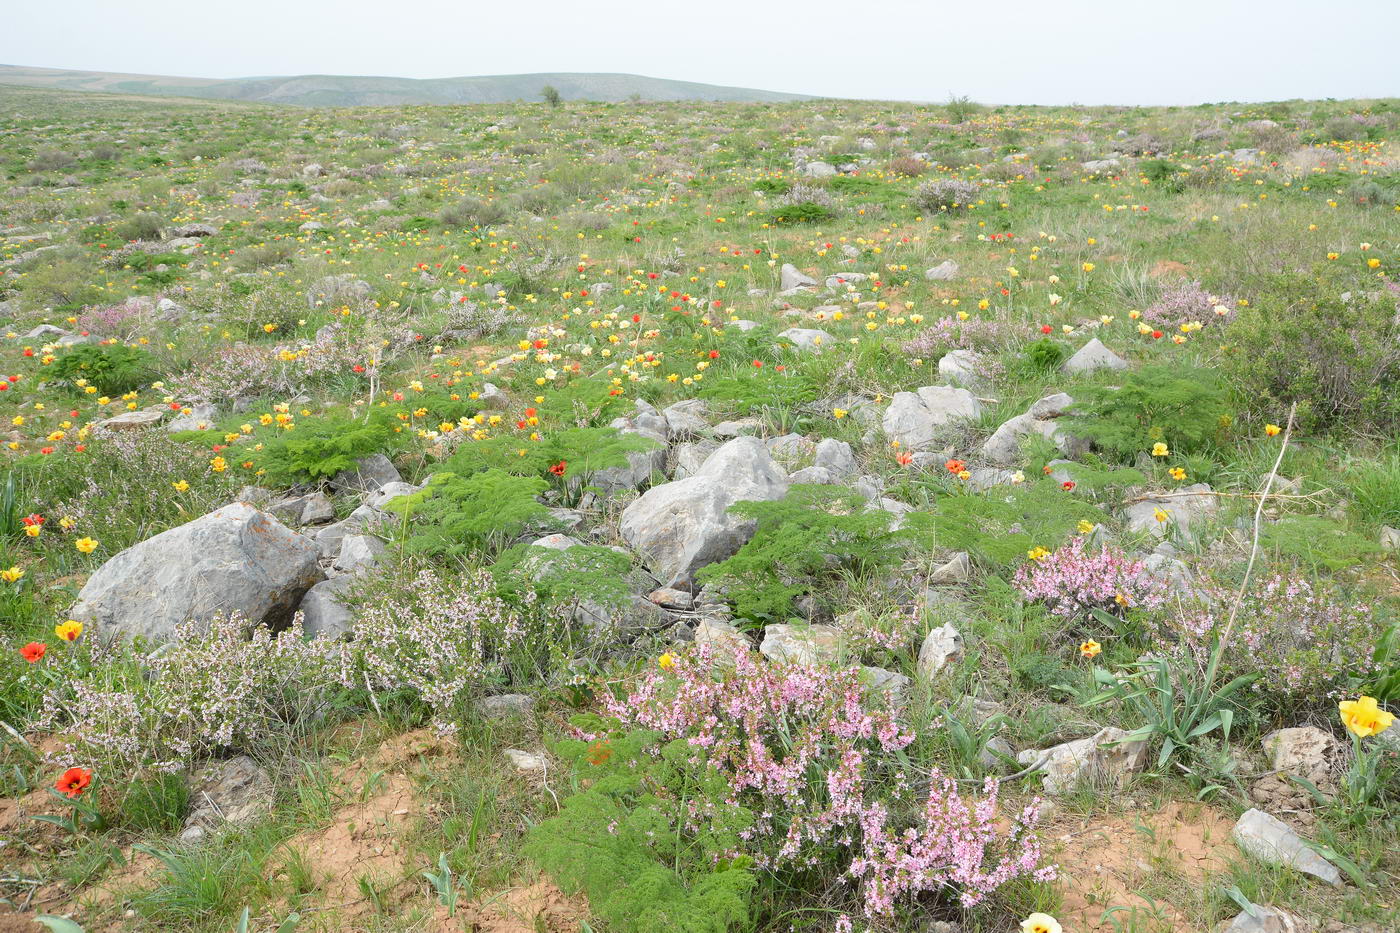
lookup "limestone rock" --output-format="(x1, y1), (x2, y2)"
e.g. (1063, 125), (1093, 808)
(916, 623), (963, 678)
(1018, 727), (1148, 795)
(1062, 337), (1128, 374)
(759, 623), (841, 665)
(180, 756), (274, 843)
(1232, 808), (1342, 886)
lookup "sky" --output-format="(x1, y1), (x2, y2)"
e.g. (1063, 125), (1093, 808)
(4, 0), (1398, 105)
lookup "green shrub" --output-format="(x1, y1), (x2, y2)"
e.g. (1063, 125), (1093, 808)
(50, 344), (157, 396)
(525, 718), (755, 933)
(1220, 273), (1400, 432)
(113, 211), (165, 241)
(766, 201), (835, 225)
(927, 478), (1110, 570)
(697, 485), (918, 624)
(245, 413), (396, 485)
(387, 468), (549, 559)
(439, 196), (509, 229)
(1065, 363), (1231, 462)
(1341, 448), (1400, 529)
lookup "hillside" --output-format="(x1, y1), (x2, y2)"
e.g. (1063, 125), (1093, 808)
(0, 63), (810, 105)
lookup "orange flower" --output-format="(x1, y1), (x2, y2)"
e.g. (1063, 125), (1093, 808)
(896, 452), (914, 466)
(20, 642), (47, 663)
(55, 767), (92, 799)
(549, 460), (567, 477)
(945, 458), (966, 474)
(1080, 640), (1102, 659)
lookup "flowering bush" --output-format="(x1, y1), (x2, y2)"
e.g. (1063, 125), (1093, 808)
(1151, 575), (1379, 709)
(167, 322), (369, 403)
(337, 565), (552, 734)
(1142, 279), (1236, 330)
(606, 647), (1053, 917)
(40, 614), (339, 777)
(913, 178), (980, 212)
(1014, 536), (1168, 622)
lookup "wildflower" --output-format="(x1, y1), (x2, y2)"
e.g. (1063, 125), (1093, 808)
(1061, 480), (1076, 491)
(658, 652), (676, 671)
(1026, 546), (1050, 561)
(172, 480), (190, 492)
(945, 458), (966, 474)
(1077, 520), (1095, 534)
(24, 524), (42, 538)
(21, 642), (46, 663)
(55, 767), (92, 799)
(1168, 466), (1186, 481)
(957, 470), (971, 481)
(1153, 507), (1170, 523)
(1151, 442), (1169, 457)
(55, 619), (84, 642)
(1, 566), (23, 584)
(1010, 470), (1025, 483)
(1021, 914), (1062, 933)
(210, 456), (227, 472)
(1339, 695), (1395, 739)
(832, 408), (848, 419)
(586, 740), (613, 766)
(75, 536), (99, 554)
(549, 460), (567, 477)
(896, 451), (914, 466)
(1264, 423), (1281, 436)
(1080, 640), (1102, 659)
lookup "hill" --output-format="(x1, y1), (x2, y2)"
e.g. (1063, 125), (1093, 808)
(0, 63), (811, 105)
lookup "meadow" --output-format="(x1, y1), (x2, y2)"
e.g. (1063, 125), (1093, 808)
(0, 83), (1398, 933)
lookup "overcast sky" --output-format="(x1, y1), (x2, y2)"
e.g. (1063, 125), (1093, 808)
(5, 0), (1398, 105)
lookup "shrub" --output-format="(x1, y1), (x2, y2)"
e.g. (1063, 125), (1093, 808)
(697, 485), (916, 624)
(608, 648), (1053, 918)
(767, 200), (836, 225)
(928, 478), (1111, 571)
(887, 155), (927, 176)
(40, 614), (339, 778)
(438, 196), (510, 229)
(1150, 576), (1380, 714)
(1142, 279), (1236, 330)
(526, 723), (756, 933)
(1014, 535), (1168, 622)
(1065, 363), (1232, 462)
(244, 411), (397, 486)
(386, 468), (550, 559)
(913, 178), (980, 212)
(113, 212), (165, 242)
(1220, 273), (1400, 432)
(49, 344), (157, 396)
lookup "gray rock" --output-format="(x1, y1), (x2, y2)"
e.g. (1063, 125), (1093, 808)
(928, 552), (971, 585)
(1261, 727), (1338, 782)
(1062, 337), (1128, 374)
(476, 693), (536, 722)
(779, 263), (818, 291)
(1123, 484), (1220, 542)
(980, 736), (1018, 770)
(235, 486), (274, 507)
(814, 438), (857, 479)
(647, 587), (694, 610)
(330, 453), (402, 493)
(1081, 158), (1122, 173)
(180, 756), (274, 843)
(174, 223), (218, 238)
(778, 327), (836, 353)
(924, 260), (959, 281)
(298, 575), (357, 639)
(504, 749), (547, 773)
(694, 617), (749, 661)
(937, 349), (983, 387)
(802, 161), (837, 178)
(712, 417), (763, 438)
(883, 386), (984, 451)
(1017, 727), (1148, 795)
(1215, 905), (1312, 933)
(366, 481), (417, 511)
(1381, 525), (1400, 550)
(861, 666), (911, 706)
(759, 623), (841, 665)
(825, 272), (868, 289)
(166, 404), (218, 433)
(789, 466), (836, 484)
(590, 416), (667, 497)
(672, 440), (720, 480)
(1232, 808), (1342, 886)
(68, 503), (323, 641)
(916, 623), (963, 678)
(979, 393), (1083, 466)
(97, 409), (164, 432)
(306, 274), (370, 308)
(620, 437), (789, 587)
(662, 399), (710, 438)
(333, 534), (384, 574)
(767, 433), (815, 460)
(299, 492), (336, 525)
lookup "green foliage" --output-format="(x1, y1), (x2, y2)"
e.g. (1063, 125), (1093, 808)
(698, 485), (916, 624)
(49, 343), (156, 395)
(1221, 272), (1400, 433)
(388, 468), (549, 559)
(1259, 515), (1385, 572)
(526, 717), (755, 933)
(1340, 447), (1400, 529)
(440, 425), (656, 492)
(698, 365), (821, 418)
(1065, 363), (1231, 462)
(246, 413), (396, 485)
(926, 479), (1109, 570)
(113, 211), (164, 241)
(1022, 337), (1068, 372)
(492, 540), (634, 613)
(766, 201), (835, 225)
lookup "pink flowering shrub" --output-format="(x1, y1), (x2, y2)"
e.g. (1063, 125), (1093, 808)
(606, 647), (1053, 918)
(1150, 575), (1378, 708)
(1014, 536), (1168, 621)
(1142, 279), (1236, 330)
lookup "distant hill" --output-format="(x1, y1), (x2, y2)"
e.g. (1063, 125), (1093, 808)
(0, 64), (811, 106)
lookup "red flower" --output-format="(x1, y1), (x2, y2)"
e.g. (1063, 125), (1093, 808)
(1041, 325), (1053, 334)
(708, 350), (720, 359)
(21, 514), (44, 527)
(752, 360), (763, 368)
(1062, 480), (1076, 491)
(55, 767), (92, 799)
(549, 460), (567, 477)
(944, 458), (966, 474)
(896, 452), (914, 466)
(20, 642), (46, 663)
(1151, 330), (1163, 339)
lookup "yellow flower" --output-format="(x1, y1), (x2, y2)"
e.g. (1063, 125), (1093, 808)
(75, 537), (99, 554)
(1151, 442), (1169, 457)
(658, 652), (676, 671)
(1081, 262), (1095, 273)
(55, 619), (84, 642)
(1026, 546), (1050, 561)
(1264, 423), (1281, 437)
(1153, 507), (1170, 523)
(1367, 257), (1381, 269)
(210, 456), (227, 473)
(172, 480), (190, 492)
(1076, 519), (1095, 534)
(957, 470), (971, 481)
(1, 566), (23, 584)
(1168, 467), (1186, 481)
(24, 525), (41, 538)
(1021, 914), (1062, 933)
(1339, 695), (1395, 739)
(832, 408), (848, 419)
(1080, 640), (1102, 659)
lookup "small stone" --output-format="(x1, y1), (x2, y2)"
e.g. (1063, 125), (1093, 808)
(476, 694), (536, 722)
(916, 623), (963, 678)
(928, 552), (971, 585)
(760, 623), (842, 665)
(97, 409), (164, 432)
(1061, 337), (1128, 374)
(504, 749), (548, 773)
(330, 453), (402, 493)
(1017, 727), (1148, 795)
(924, 260), (959, 281)
(299, 492), (336, 525)
(1262, 727), (1338, 782)
(1380, 526), (1400, 550)
(1215, 905), (1313, 933)
(180, 756), (274, 842)
(779, 263), (818, 290)
(334, 534), (384, 574)
(1231, 808), (1342, 886)
(647, 587), (694, 610)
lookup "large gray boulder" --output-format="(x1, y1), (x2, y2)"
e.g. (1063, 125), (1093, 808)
(1062, 337), (1127, 374)
(979, 393), (1083, 465)
(69, 502), (323, 641)
(882, 386), (984, 451)
(778, 327), (835, 353)
(620, 436), (789, 587)
(779, 263), (818, 291)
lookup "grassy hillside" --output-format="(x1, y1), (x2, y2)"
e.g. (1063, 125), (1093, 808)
(0, 63), (811, 105)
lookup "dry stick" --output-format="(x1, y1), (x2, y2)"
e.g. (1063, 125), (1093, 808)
(1120, 489), (1323, 504)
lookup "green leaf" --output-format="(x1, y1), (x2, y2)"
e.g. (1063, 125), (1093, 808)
(34, 918), (86, 933)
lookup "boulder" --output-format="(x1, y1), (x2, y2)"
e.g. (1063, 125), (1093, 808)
(333, 534), (384, 574)
(329, 453), (402, 493)
(802, 161), (837, 178)
(662, 399), (710, 438)
(916, 623), (964, 678)
(1062, 337), (1127, 374)
(298, 575), (357, 639)
(166, 404), (218, 433)
(69, 502), (323, 641)
(779, 263), (818, 291)
(620, 437), (789, 587)
(778, 327), (835, 353)
(306, 274), (370, 308)
(883, 386), (984, 451)
(1232, 808), (1341, 886)
(1123, 484), (1219, 542)
(180, 756), (274, 843)
(937, 349), (983, 387)
(814, 438), (857, 479)
(1261, 727), (1338, 784)
(759, 624), (841, 665)
(97, 409), (164, 432)
(924, 260), (959, 281)
(979, 393), (1083, 466)
(1018, 727), (1148, 794)
(694, 617), (750, 661)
